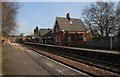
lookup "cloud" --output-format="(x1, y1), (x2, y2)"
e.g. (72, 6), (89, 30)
(16, 21), (35, 35)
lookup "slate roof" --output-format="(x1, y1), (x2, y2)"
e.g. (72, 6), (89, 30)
(43, 30), (53, 37)
(56, 17), (87, 32)
(40, 29), (52, 36)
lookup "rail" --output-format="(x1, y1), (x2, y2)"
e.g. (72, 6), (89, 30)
(22, 42), (120, 75)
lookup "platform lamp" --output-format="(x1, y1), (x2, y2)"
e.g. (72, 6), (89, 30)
(109, 27), (114, 50)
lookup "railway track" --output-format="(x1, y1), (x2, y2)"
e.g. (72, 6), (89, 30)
(21, 42), (120, 76)
(16, 43), (90, 76)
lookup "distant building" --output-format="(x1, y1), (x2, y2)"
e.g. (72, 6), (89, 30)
(52, 13), (91, 46)
(39, 28), (53, 43)
(40, 28), (52, 37)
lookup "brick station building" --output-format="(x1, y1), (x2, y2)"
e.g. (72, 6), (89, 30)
(52, 13), (91, 46)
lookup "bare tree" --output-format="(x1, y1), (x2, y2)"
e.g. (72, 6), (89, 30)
(83, 2), (119, 37)
(0, 2), (2, 25)
(2, 2), (19, 36)
(116, 1), (120, 36)
(0, 2), (2, 31)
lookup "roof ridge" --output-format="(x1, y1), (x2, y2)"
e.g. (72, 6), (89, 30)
(40, 28), (52, 30)
(56, 16), (81, 20)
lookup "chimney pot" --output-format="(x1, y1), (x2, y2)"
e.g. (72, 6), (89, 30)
(66, 13), (72, 24)
(66, 13), (70, 21)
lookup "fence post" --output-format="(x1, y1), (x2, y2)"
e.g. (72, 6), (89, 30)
(110, 36), (112, 50)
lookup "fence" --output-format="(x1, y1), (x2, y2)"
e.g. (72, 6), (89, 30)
(86, 36), (120, 50)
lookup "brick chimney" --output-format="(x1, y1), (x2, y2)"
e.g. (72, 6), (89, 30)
(66, 13), (72, 24)
(66, 13), (70, 21)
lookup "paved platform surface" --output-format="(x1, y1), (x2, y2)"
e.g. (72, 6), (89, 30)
(2, 43), (89, 76)
(2, 44), (51, 75)
(0, 44), (2, 75)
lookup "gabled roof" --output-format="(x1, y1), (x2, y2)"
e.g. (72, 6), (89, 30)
(40, 28), (52, 36)
(56, 17), (87, 32)
(43, 30), (53, 37)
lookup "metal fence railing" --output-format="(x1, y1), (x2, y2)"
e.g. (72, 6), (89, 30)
(86, 36), (120, 50)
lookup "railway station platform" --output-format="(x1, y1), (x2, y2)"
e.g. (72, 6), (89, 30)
(2, 43), (51, 75)
(2, 43), (88, 76)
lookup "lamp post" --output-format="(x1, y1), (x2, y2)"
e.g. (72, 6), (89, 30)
(109, 27), (114, 50)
